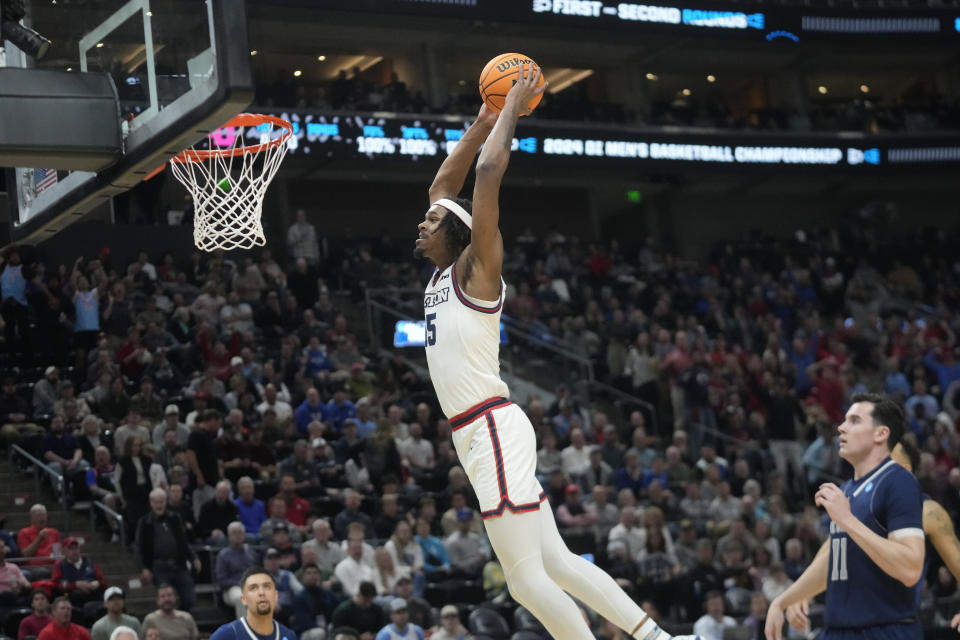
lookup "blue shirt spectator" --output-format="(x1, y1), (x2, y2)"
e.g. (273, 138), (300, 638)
(925, 348), (960, 392)
(234, 478), (267, 536)
(1, 262), (27, 305)
(415, 525), (451, 575)
(304, 340), (333, 378)
(214, 532), (260, 590)
(787, 332), (818, 393)
(884, 370), (911, 398)
(295, 388), (326, 434)
(323, 389), (357, 434)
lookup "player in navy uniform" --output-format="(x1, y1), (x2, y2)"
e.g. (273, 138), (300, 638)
(209, 566), (298, 640)
(414, 63), (699, 640)
(765, 392), (925, 640)
(785, 438), (960, 633)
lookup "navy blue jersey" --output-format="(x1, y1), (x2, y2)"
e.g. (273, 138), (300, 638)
(210, 618), (298, 640)
(824, 458), (924, 630)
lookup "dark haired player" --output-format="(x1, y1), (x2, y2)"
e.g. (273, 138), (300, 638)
(787, 437), (960, 633)
(209, 566), (298, 640)
(416, 62), (699, 640)
(765, 392), (925, 640)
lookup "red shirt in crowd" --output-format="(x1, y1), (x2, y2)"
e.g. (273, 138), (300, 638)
(19, 613), (52, 639)
(17, 526), (61, 565)
(37, 621), (92, 640)
(278, 494), (310, 527)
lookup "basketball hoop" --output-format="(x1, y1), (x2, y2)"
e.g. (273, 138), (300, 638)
(168, 113), (293, 252)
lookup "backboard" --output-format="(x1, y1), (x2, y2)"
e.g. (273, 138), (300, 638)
(2, 0), (254, 245)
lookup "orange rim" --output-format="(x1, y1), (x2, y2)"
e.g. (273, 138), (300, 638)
(170, 113), (294, 163)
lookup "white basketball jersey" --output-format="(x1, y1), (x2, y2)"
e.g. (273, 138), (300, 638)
(423, 261), (509, 418)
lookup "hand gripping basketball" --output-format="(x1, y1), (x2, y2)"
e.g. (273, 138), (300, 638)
(505, 62), (548, 117)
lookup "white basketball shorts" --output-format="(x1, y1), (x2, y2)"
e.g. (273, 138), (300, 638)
(449, 397), (547, 519)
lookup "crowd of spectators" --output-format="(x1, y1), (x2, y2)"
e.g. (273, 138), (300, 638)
(1, 201), (960, 639)
(252, 64), (960, 134)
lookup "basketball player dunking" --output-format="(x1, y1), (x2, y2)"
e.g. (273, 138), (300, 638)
(415, 62), (700, 640)
(209, 566), (298, 640)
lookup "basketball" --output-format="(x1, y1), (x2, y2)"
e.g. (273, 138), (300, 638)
(479, 53), (545, 115)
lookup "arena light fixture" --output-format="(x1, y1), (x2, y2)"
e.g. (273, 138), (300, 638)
(818, 85), (828, 94)
(293, 69), (302, 77)
(317, 55), (326, 61)
(682, 88), (692, 96)
(706, 74), (716, 83)
(860, 84), (869, 93)
(548, 68), (593, 94)
(250, 49), (258, 56)
(645, 72), (657, 81)
(1, 0), (51, 60)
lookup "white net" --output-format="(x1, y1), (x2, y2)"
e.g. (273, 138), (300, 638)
(169, 114), (292, 251)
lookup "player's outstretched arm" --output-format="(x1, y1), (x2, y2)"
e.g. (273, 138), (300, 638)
(925, 499), (960, 583)
(428, 105), (497, 204)
(765, 540), (829, 640)
(468, 62), (547, 282)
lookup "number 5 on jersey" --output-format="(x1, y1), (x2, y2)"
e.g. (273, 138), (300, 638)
(426, 313), (437, 346)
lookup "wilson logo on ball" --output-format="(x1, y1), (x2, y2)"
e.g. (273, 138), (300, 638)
(495, 57), (533, 73)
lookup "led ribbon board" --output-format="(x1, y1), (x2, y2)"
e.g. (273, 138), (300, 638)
(216, 110), (960, 170)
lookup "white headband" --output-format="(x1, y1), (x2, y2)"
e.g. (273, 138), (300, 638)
(433, 198), (472, 230)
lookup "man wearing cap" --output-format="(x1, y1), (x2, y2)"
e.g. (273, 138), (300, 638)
(443, 510), (489, 579)
(431, 605), (470, 640)
(50, 537), (106, 605)
(38, 596), (91, 640)
(153, 404), (190, 448)
(557, 484), (599, 532)
(394, 574), (432, 630)
(142, 582), (200, 640)
(90, 587), (142, 640)
(375, 597), (425, 640)
(263, 547), (304, 615)
(271, 523), (302, 571)
(331, 580), (386, 639)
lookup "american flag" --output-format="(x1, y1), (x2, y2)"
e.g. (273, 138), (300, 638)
(34, 168), (58, 195)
